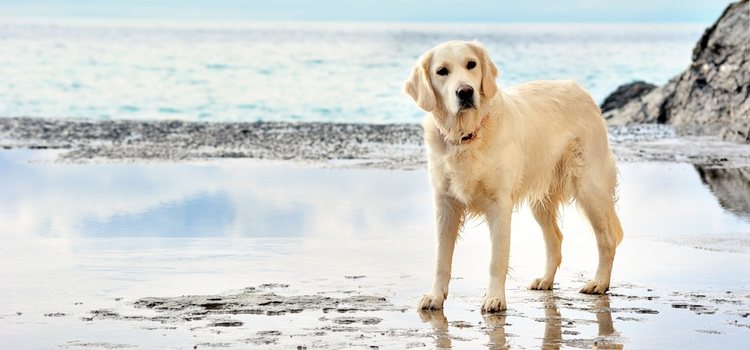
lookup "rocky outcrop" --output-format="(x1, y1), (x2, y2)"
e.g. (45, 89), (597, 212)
(604, 0), (750, 143)
(600, 81), (657, 113)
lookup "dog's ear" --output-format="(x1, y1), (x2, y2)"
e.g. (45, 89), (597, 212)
(468, 41), (499, 100)
(403, 50), (436, 112)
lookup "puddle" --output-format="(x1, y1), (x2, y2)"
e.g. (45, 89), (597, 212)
(695, 165), (750, 218)
(0, 149), (749, 349)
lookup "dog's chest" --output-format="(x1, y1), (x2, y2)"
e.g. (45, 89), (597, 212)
(443, 159), (495, 209)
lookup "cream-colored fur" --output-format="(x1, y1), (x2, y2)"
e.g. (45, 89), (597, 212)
(404, 41), (623, 313)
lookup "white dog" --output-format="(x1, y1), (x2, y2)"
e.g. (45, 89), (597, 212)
(404, 41), (623, 313)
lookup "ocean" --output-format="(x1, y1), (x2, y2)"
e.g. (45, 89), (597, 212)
(0, 20), (705, 123)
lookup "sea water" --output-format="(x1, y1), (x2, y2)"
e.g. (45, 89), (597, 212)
(0, 20), (704, 123)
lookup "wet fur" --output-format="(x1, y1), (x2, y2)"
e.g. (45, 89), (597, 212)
(404, 41), (624, 313)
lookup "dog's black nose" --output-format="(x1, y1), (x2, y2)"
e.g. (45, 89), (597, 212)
(456, 85), (474, 101)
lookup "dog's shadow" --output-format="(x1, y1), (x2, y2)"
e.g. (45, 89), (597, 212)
(417, 292), (622, 349)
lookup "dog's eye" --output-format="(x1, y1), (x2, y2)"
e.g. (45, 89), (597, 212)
(467, 61), (476, 70)
(436, 67), (449, 76)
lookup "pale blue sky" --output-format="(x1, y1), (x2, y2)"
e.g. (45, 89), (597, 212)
(0, 0), (737, 23)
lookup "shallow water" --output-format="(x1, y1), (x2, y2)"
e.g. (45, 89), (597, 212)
(0, 20), (703, 123)
(1, 150), (749, 349)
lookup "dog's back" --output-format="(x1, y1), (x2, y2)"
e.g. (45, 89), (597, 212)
(500, 80), (617, 211)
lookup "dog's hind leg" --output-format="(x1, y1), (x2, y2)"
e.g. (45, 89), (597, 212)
(578, 190), (622, 294)
(528, 199), (563, 290)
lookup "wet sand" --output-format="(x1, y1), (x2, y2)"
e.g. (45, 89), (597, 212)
(1, 121), (750, 348)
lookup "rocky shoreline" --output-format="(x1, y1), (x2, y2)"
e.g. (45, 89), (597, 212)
(0, 117), (425, 168)
(603, 0), (749, 143)
(2, 116), (750, 169)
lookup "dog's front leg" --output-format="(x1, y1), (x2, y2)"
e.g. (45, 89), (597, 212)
(482, 196), (512, 313)
(418, 195), (463, 310)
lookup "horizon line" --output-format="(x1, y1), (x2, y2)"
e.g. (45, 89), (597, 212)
(0, 16), (715, 26)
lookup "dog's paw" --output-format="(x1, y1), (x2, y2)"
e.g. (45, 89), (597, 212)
(580, 279), (609, 294)
(418, 292), (445, 310)
(481, 295), (507, 314)
(528, 277), (554, 290)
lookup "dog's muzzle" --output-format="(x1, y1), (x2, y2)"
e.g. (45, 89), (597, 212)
(456, 85), (475, 110)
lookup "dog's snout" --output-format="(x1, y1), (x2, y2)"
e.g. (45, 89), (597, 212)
(457, 85), (474, 101)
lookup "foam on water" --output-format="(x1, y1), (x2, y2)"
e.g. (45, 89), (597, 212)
(0, 20), (704, 122)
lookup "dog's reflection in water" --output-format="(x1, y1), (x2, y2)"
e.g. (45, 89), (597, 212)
(418, 308), (509, 349)
(541, 294), (563, 349)
(483, 312), (510, 350)
(418, 293), (621, 349)
(591, 295), (621, 350)
(418, 309), (452, 348)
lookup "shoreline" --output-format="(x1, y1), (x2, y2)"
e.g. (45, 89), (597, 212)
(2, 117), (750, 169)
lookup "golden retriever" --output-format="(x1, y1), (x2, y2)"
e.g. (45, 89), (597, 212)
(404, 41), (623, 313)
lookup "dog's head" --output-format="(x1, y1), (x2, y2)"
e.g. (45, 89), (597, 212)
(404, 41), (498, 143)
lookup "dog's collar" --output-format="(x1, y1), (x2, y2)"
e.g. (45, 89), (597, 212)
(444, 114), (489, 146)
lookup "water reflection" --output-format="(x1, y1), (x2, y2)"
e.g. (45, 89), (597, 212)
(541, 294), (562, 349)
(82, 192), (237, 237)
(483, 312), (510, 350)
(2, 151), (750, 240)
(418, 293), (621, 350)
(695, 165), (750, 219)
(418, 310), (452, 348)
(3, 151), (749, 349)
(0, 150), (431, 238)
(594, 296), (618, 340)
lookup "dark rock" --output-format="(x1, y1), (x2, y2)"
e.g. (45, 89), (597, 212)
(605, 0), (750, 143)
(331, 316), (383, 325)
(126, 286), (397, 324)
(257, 330), (282, 336)
(600, 81), (657, 113)
(344, 275), (366, 279)
(208, 319), (244, 327)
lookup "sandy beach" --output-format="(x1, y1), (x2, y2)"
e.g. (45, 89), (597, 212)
(2, 0), (748, 347)
(1, 124), (749, 349)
